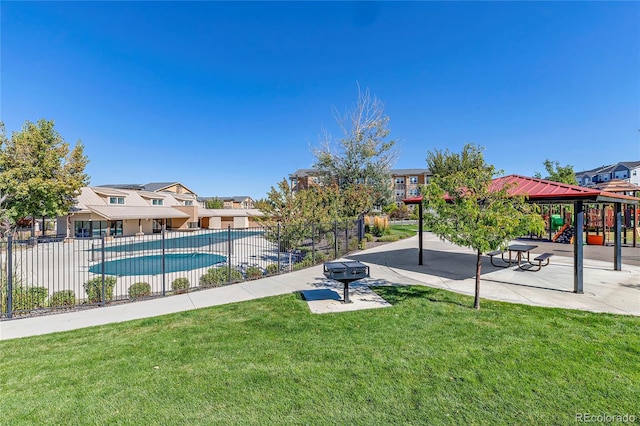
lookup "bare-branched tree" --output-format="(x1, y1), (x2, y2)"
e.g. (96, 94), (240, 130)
(312, 85), (398, 216)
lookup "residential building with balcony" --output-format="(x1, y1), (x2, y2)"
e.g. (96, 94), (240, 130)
(576, 161), (640, 187)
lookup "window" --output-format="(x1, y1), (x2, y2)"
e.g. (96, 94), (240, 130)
(184, 200), (193, 206)
(395, 177), (405, 184)
(409, 176), (418, 184)
(110, 220), (123, 236)
(152, 199), (164, 206)
(109, 197), (124, 204)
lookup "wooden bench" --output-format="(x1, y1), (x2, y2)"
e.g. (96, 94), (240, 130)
(522, 253), (553, 272)
(487, 249), (509, 267)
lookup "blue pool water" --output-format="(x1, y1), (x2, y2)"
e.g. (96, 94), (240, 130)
(94, 230), (262, 254)
(89, 253), (226, 276)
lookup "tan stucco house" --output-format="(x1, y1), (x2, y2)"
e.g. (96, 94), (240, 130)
(58, 182), (263, 238)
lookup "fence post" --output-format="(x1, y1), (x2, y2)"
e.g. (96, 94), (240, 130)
(277, 222), (281, 273)
(161, 227), (166, 296)
(7, 235), (13, 319)
(334, 220), (338, 259)
(345, 219), (348, 255)
(227, 225), (232, 285)
(311, 222), (315, 264)
(101, 232), (106, 306)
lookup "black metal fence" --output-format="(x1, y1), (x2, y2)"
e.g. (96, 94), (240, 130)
(0, 219), (363, 319)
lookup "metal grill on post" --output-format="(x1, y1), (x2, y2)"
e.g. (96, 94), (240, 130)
(323, 261), (369, 304)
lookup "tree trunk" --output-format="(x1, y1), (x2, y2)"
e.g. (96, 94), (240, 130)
(474, 249), (482, 310)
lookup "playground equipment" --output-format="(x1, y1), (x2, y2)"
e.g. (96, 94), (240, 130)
(554, 225), (574, 244)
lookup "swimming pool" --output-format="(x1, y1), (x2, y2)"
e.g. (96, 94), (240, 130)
(88, 253), (226, 276)
(95, 230), (262, 254)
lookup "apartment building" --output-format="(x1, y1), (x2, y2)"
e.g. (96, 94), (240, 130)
(288, 168), (431, 205)
(390, 169), (431, 205)
(576, 161), (640, 187)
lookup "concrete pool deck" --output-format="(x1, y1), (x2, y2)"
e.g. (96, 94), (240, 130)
(1, 233), (638, 340)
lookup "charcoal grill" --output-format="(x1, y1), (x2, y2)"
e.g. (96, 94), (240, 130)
(323, 261), (370, 303)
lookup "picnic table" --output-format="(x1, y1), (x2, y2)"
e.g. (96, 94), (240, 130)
(487, 244), (553, 272)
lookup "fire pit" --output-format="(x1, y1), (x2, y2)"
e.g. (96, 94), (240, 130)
(323, 261), (370, 303)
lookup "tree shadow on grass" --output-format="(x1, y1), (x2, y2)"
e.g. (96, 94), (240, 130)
(371, 285), (469, 309)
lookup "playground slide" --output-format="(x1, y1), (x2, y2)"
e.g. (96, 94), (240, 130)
(552, 224), (569, 242)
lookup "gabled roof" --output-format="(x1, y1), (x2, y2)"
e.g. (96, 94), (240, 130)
(594, 179), (640, 193)
(288, 169), (325, 178)
(575, 164), (614, 176)
(137, 191), (166, 199)
(391, 168), (431, 175)
(618, 160), (640, 169)
(97, 183), (144, 191)
(91, 187), (128, 197)
(575, 161), (640, 177)
(142, 182), (181, 192)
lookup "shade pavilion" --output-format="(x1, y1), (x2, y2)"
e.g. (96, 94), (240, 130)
(404, 174), (640, 294)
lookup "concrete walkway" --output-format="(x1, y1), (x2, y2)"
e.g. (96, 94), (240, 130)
(2, 233), (639, 340)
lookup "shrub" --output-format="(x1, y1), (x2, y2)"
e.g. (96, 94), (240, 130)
(389, 204), (409, 220)
(372, 216), (389, 237)
(1, 274), (23, 313)
(83, 276), (116, 303)
(348, 238), (359, 251)
(265, 264), (279, 275)
(313, 251), (327, 263)
(245, 266), (264, 279)
(364, 233), (374, 242)
(292, 258), (313, 271)
(11, 286), (48, 311)
(200, 267), (243, 287)
(377, 234), (400, 243)
(50, 290), (76, 307)
(171, 277), (190, 294)
(128, 282), (151, 299)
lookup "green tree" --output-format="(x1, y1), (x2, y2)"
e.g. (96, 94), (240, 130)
(205, 197), (224, 209)
(0, 120), (89, 232)
(312, 85), (398, 215)
(257, 179), (307, 250)
(534, 159), (577, 185)
(0, 192), (10, 237)
(423, 144), (545, 310)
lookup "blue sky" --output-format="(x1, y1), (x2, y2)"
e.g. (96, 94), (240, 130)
(2, 1), (639, 199)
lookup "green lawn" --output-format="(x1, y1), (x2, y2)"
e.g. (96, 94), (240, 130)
(389, 223), (419, 235)
(1, 286), (638, 425)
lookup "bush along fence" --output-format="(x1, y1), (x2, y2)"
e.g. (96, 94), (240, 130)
(0, 219), (364, 319)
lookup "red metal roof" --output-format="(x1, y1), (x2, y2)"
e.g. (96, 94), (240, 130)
(494, 175), (639, 203)
(402, 196), (423, 204)
(402, 174), (640, 204)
